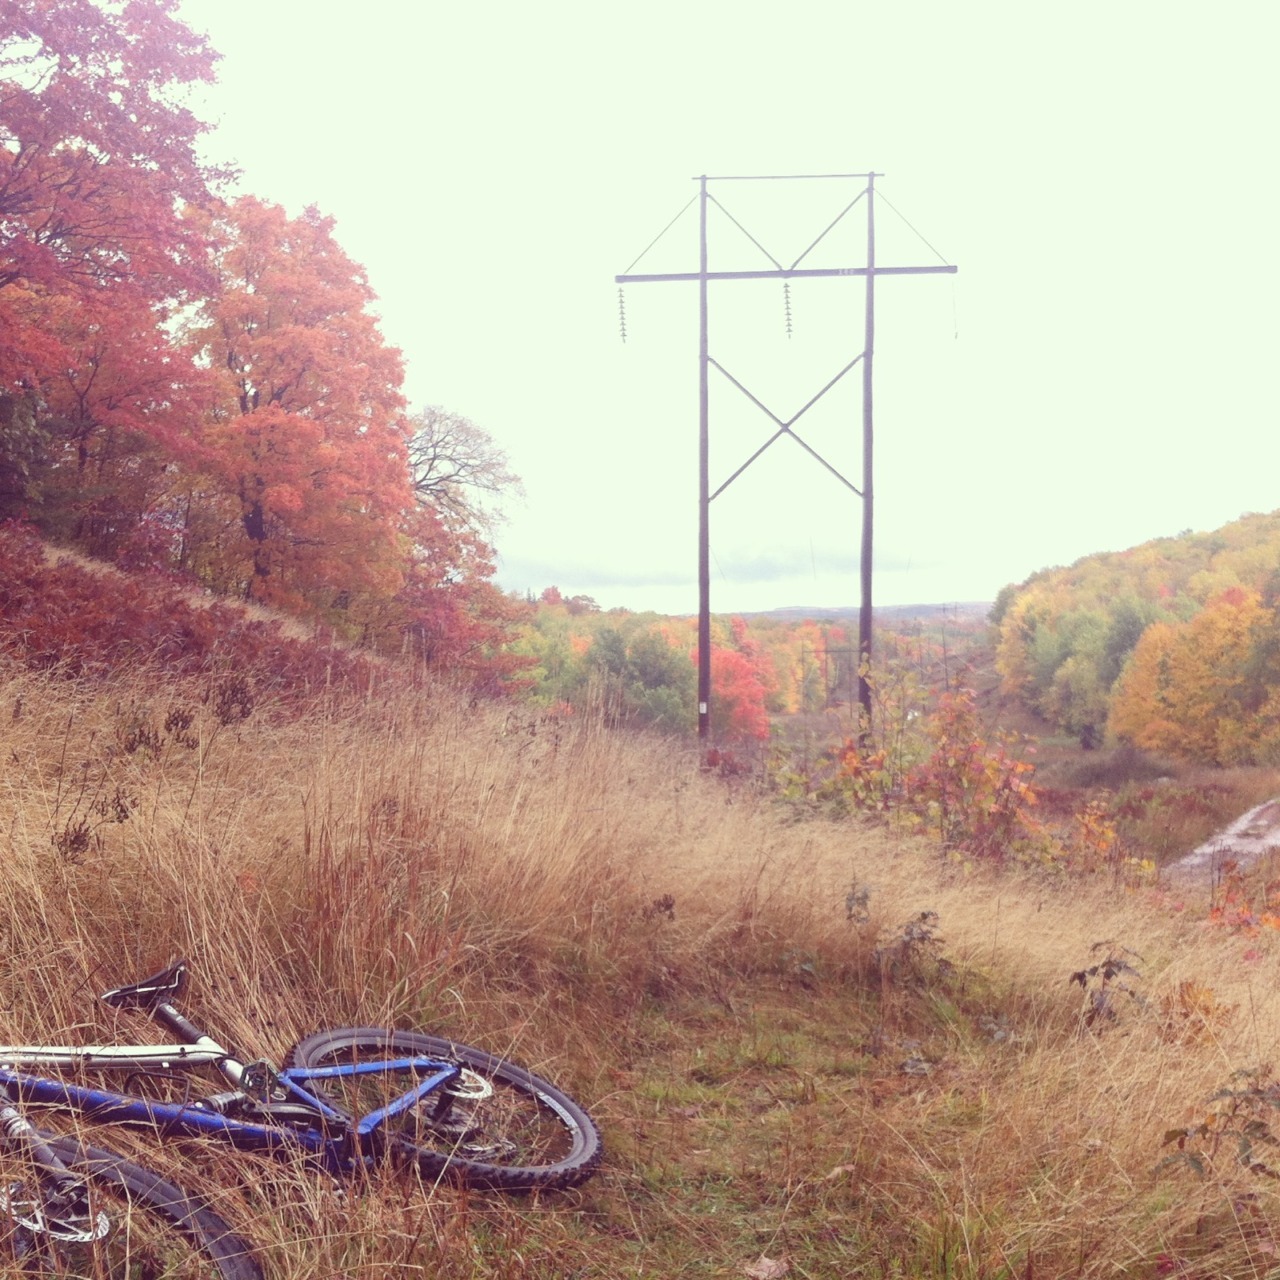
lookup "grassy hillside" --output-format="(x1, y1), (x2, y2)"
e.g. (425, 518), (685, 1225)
(4, 659), (1280, 1276)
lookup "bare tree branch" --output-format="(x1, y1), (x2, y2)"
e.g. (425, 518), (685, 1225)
(407, 405), (523, 535)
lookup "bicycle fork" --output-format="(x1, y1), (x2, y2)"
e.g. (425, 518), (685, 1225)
(0, 1104), (107, 1246)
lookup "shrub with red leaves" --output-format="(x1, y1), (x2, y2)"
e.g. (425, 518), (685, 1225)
(0, 522), (373, 696)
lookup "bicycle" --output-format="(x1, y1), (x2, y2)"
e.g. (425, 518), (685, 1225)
(0, 959), (603, 1276)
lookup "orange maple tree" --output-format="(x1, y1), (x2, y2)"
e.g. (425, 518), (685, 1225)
(1108, 587), (1280, 764)
(186, 196), (413, 625)
(8, 281), (213, 555)
(0, 0), (219, 382)
(706, 643), (773, 740)
(0, 0), (221, 538)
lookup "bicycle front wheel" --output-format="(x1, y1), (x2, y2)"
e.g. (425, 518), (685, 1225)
(286, 1028), (602, 1192)
(0, 1125), (262, 1279)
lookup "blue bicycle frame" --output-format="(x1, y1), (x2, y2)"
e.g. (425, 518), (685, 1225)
(0, 972), (467, 1175)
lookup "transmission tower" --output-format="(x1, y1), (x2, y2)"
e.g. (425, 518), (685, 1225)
(616, 172), (956, 739)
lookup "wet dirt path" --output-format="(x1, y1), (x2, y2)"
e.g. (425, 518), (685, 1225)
(1164, 798), (1280, 884)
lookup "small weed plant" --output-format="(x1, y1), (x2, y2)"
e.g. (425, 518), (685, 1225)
(1070, 942), (1146, 1031)
(1162, 1067), (1280, 1181)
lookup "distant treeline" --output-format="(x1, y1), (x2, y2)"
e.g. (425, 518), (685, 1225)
(514, 587), (983, 741)
(993, 510), (1280, 763)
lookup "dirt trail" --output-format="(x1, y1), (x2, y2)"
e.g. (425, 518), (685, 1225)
(1164, 797), (1280, 884)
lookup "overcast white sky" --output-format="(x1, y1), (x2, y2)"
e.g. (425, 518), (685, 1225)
(177, 0), (1280, 615)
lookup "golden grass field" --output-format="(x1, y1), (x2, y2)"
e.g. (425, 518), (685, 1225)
(3, 659), (1280, 1277)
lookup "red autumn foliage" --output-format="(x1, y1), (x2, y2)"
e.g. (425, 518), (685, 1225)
(1206, 860), (1280, 934)
(0, 0), (220, 381)
(9, 283), (216, 555)
(905, 688), (1041, 859)
(186, 196), (412, 619)
(0, 521), (373, 694)
(0, 9), (527, 694)
(387, 510), (534, 696)
(707, 644), (771, 741)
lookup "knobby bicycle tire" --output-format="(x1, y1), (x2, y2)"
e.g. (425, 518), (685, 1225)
(286, 1028), (602, 1192)
(0, 1126), (262, 1279)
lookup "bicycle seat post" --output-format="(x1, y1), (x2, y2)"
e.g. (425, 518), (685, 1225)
(146, 998), (245, 1088)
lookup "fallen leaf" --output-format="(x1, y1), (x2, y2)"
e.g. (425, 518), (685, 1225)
(744, 1255), (789, 1279)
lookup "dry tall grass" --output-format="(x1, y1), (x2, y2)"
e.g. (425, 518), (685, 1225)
(2, 659), (1279, 1276)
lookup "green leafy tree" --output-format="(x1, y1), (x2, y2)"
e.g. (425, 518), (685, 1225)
(585, 625), (696, 735)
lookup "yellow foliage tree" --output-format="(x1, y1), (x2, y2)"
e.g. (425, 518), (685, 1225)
(1108, 589), (1274, 763)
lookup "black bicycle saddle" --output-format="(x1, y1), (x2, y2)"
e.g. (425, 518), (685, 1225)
(99, 959), (189, 1010)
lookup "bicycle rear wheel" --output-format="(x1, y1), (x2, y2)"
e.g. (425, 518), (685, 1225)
(0, 1124), (261, 1278)
(286, 1028), (602, 1192)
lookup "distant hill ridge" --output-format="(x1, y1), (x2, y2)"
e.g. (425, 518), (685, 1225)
(743, 602), (991, 625)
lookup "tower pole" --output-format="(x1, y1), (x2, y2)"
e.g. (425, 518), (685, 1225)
(698, 175), (711, 740)
(858, 173), (877, 736)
